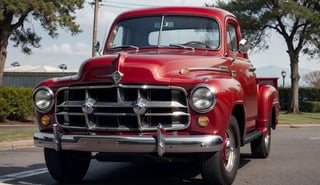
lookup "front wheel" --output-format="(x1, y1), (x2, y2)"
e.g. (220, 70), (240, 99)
(44, 148), (91, 182)
(201, 116), (240, 185)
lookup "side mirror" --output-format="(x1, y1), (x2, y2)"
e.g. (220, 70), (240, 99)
(94, 41), (101, 56)
(239, 39), (250, 54)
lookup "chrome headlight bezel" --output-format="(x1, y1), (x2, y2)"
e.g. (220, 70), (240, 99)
(189, 84), (217, 113)
(32, 86), (54, 113)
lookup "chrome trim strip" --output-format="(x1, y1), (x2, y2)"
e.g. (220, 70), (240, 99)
(58, 84), (188, 91)
(56, 100), (188, 109)
(180, 66), (229, 74)
(56, 111), (189, 117)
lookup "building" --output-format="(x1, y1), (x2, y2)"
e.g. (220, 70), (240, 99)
(3, 65), (77, 88)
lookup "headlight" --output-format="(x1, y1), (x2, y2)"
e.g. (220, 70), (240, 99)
(33, 87), (54, 113)
(190, 85), (216, 113)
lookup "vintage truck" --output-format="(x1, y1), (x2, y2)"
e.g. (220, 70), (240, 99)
(33, 6), (279, 185)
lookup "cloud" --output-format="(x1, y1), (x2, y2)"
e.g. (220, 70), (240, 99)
(35, 42), (91, 56)
(75, 5), (119, 28)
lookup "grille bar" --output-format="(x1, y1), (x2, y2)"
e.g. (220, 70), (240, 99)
(55, 85), (190, 131)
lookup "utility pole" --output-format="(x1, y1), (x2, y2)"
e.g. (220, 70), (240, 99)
(92, 0), (100, 57)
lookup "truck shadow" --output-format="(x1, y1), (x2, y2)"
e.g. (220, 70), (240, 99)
(53, 154), (254, 185)
(239, 153), (253, 169)
(82, 162), (203, 185)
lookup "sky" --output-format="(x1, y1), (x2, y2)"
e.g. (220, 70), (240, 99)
(5, 0), (319, 73)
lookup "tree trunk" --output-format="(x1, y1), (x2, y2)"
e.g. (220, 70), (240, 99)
(0, 45), (7, 86)
(288, 56), (300, 114)
(0, 21), (10, 86)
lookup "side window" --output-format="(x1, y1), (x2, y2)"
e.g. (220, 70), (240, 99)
(112, 26), (124, 47)
(227, 24), (238, 52)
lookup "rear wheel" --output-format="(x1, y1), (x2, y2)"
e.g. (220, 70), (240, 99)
(250, 114), (272, 158)
(44, 148), (91, 182)
(201, 116), (240, 185)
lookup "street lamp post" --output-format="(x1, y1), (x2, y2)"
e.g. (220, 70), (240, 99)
(11, 61), (20, 67)
(59, 64), (67, 73)
(281, 70), (286, 87)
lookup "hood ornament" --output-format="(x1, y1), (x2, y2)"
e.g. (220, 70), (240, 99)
(111, 70), (123, 84)
(110, 52), (125, 84)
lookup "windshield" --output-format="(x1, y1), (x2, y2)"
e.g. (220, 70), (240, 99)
(107, 15), (220, 50)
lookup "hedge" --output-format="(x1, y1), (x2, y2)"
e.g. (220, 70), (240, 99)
(279, 87), (320, 112)
(0, 87), (34, 122)
(303, 101), (320, 112)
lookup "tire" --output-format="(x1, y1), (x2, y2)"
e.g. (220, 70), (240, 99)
(201, 116), (240, 185)
(44, 148), (91, 182)
(250, 114), (272, 158)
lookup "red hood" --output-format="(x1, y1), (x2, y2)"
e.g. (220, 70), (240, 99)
(75, 50), (231, 85)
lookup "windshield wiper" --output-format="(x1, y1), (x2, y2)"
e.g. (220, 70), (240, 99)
(169, 44), (194, 50)
(110, 45), (139, 51)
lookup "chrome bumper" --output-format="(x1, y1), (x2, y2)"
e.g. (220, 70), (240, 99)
(34, 124), (223, 156)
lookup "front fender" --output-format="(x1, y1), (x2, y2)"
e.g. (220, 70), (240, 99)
(257, 85), (279, 131)
(174, 77), (245, 136)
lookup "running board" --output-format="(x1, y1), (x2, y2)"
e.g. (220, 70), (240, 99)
(243, 130), (263, 144)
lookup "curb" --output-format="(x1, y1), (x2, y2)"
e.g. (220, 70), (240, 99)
(278, 124), (320, 128)
(0, 140), (34, 151)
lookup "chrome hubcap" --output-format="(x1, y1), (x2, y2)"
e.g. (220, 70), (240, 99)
(224, 129), (236, 172)
(264, 134), (270, 148)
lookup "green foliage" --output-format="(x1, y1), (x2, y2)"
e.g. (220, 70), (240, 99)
(213, 0), (320, 56)
(0, 87), (34, 122)
(303, 101), (320, 112)
(0, 0), (84, 54)
(214, 0), (272, 50)
(299, 88), (320, 101)
(279, 87), (320, 111)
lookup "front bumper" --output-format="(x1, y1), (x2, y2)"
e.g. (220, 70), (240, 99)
(34, 124), (223, 156)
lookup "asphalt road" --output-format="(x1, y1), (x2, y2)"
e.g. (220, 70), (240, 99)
(0, 126), (319, 185)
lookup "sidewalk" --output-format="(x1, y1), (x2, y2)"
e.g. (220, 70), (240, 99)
(0, 139), (34, 151)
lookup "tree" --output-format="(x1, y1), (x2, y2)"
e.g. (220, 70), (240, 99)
(210, 0), (320, 113)
(0, 0), (84, 85)
(303, 71), (320, 87)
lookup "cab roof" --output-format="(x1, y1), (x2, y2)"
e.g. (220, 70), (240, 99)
(115, 6), (236, 22)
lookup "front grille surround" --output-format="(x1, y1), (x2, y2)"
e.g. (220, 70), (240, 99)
(55, 84), (190, 131)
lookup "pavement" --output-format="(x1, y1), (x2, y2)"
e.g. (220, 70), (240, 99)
(0, 124), (319, 151)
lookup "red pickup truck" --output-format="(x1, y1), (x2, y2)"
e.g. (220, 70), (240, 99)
(33, 6), (279, 185)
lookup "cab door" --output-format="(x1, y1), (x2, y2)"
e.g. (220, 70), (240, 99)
(226, 20), (258, 131)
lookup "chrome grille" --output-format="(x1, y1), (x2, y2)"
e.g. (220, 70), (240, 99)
(55, 85), (190, 131)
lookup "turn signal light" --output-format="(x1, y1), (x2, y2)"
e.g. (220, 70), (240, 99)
(41, 115), (50, 125)
(179, 68), (190, 75)
(197, 116), (209, 127)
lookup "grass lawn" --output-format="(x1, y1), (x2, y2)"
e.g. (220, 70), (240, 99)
(278, 112), (320, 125)
(0, 129), (37, 142)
